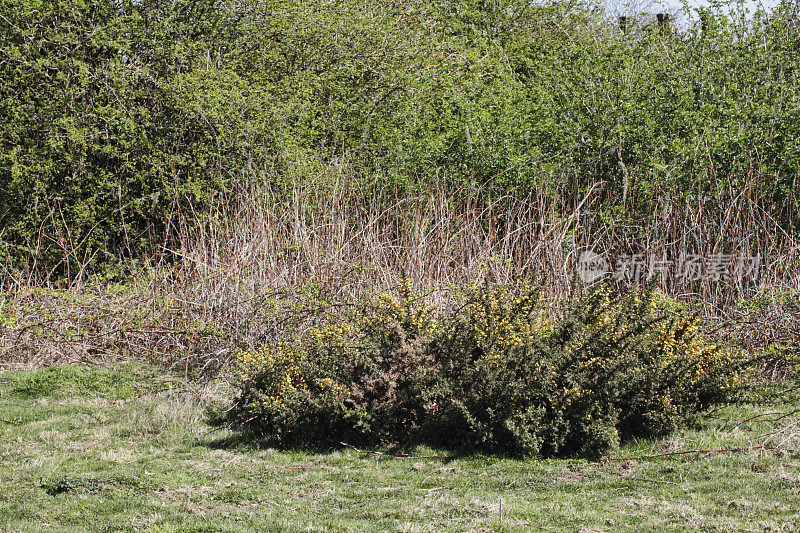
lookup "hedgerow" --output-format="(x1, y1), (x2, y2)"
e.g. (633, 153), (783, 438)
(1, 0), (798, 279)
(230, 279), (746, 458)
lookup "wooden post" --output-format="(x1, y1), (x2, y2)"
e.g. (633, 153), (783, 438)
(699, 9), (709, 37)
(657, 13), (671, 36)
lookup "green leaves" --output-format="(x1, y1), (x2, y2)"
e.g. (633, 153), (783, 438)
(1, 0), (798, 277)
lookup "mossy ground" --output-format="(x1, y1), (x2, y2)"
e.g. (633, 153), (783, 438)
(1, 363), (799, 532)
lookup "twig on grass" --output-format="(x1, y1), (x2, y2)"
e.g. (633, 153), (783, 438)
(722, 408), (800, 437)
(99, 409), (129, 427)
(601, 444), (799, 462)
(760, 417), (800, 448)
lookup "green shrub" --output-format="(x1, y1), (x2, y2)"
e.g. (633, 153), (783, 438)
(230, 279), (745, 457)
(2, 0), (799, 277)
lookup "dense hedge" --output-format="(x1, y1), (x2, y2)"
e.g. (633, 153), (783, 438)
(1, 0), (798, 275)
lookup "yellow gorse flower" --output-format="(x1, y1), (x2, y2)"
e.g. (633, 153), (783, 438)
(235, 343), (307, 408)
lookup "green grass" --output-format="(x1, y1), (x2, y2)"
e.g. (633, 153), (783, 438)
(1, 364), (800, 532)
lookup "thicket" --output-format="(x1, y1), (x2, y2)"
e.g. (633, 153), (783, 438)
(230, 279), (745, 457)
(1, 0), (799, 286)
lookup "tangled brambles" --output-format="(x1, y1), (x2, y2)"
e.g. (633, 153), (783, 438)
(230, 279), (746, 458)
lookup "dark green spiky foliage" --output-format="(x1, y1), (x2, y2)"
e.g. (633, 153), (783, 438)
(230, 280), (746, 457)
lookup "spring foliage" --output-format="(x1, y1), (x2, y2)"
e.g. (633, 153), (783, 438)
(1, 0), (799, 276)
(230, 280), (744, 457)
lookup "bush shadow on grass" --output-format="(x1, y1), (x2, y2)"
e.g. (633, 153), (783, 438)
(200, 397), (735, 463)
(202, 403), (470, 461)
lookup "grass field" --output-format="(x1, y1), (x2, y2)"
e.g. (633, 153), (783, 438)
(1, 363), (799, 532)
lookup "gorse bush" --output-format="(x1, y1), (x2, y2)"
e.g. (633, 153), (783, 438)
(531, 285), (741, 456)
(231, 279), (745, 457)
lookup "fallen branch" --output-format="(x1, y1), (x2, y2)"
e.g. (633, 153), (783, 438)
(601, 445), (799, 462)
(722, 409), (800, 437)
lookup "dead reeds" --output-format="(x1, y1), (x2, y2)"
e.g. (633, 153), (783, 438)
(0, 165), (797, 372)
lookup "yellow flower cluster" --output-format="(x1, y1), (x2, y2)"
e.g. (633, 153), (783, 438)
(594, 285), (612, 309)
(589, 287), (635, 341)
(234, 345), (276, 378)
(558, 286), (744, 423)
(555, 385), (583, 407)
(656, 393), (680, 419)
(235, 344), (306, 408)
(474, 353), (506, 369)
(461, 283), (549, 356)
(364, 279), (440, 336)
(304, 321), (354, 372)
(398, 276), (414, 300)
(587, 288), (736, 384)
(578, 356), (603, 370)
(646, 315), (735, 384)
(315, 377), (349, 396)
(307, 322), (353, 344)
